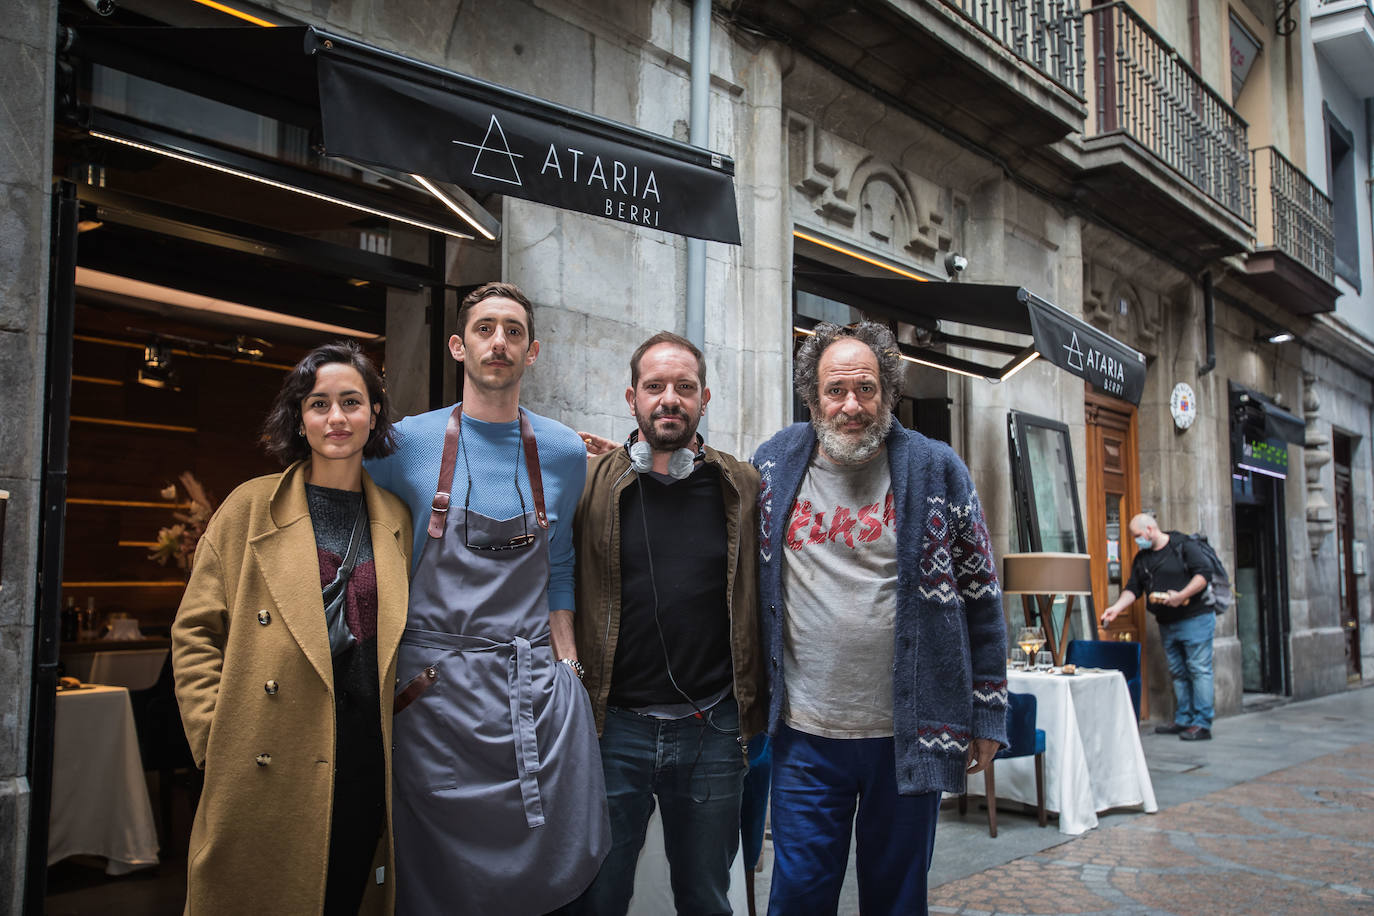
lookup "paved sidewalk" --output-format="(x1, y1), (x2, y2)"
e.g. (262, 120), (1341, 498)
(753, 684), (1374, 914)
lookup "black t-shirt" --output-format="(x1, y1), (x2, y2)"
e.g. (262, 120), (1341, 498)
(1124, 531), (1211, 624)
(609, 464), (733, 708)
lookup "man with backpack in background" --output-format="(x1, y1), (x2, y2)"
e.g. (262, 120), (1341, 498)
(1101, 512), (1216, 741)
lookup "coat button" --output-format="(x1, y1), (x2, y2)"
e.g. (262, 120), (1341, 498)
(264, 680), (279, 695)
(257, 610), (271, 625)
(255, 753), (271, 766)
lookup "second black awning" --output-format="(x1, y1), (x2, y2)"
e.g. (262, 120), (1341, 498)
(795, 273), (1148, 405)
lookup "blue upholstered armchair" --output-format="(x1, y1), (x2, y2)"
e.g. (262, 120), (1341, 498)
(957, 691), (1046, 837)
(1066, 639), (1142, 721)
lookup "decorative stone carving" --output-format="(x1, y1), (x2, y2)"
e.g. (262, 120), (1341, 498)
(1082, 266), (1161, 345)
(785, 111), (950, 260)
(1302, 372), (1334, 556)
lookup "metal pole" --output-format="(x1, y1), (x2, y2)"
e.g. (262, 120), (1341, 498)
(687, 0), (710, 436)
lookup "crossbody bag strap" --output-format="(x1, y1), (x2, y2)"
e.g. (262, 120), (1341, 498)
(428, 404), (464, 539)
(337, 496), (367, 578)
(519, 409), (548, 530)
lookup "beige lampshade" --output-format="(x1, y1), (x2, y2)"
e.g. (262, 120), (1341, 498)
(1001, 552), (1093, 595)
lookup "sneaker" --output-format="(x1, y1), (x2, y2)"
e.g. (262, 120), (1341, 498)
(1180, 726), (1212, 741)
(1154, 722), (1186, 734)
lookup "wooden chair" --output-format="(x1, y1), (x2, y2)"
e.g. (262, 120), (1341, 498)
(958, 691), (1047, 837)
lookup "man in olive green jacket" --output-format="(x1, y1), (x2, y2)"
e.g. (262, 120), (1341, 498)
(571, 331), (763, 915)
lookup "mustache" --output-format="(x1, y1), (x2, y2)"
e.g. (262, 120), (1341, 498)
(652, 406), (686, 420)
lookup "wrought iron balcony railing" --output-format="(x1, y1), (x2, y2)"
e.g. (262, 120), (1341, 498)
(946, 0), (1086, 96)
(1253, 146), (1335, 282)
(1081, 2), (1253, 224)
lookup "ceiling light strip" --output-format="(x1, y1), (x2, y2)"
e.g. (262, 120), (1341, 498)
(792, 325), (991, 381)
(793, 230), (930, 282)
(997, 350), (1041, 382)
(410, 174), (497, 241)
(90, 130), (474, 241)
(186, 0), (278, 27)
(76, 268), (381, 341)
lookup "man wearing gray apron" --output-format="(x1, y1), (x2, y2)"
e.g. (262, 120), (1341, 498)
(367, 282), (609, 914)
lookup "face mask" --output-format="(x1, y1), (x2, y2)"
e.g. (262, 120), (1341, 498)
(1134, 536), (1153, 550)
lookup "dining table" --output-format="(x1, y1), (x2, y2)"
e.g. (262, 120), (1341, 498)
(968, 666), (1157, 834)
(48, 685), (161, 874)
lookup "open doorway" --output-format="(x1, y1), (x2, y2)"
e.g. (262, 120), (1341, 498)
(1232, 472), (1289, 695)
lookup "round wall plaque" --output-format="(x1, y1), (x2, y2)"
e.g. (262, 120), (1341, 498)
(1170, 382), (1197, 430)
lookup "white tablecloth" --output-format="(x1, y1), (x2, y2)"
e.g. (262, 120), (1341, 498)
(49, 686), (160, 874)
(63, 648), (168, 691)
(969, 668), (1157, 834)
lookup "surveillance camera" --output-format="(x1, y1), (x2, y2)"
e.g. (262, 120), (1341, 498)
(83, 0), (117, 16)
(944, 253), (968, 276)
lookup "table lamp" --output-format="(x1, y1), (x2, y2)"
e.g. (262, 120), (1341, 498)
(1001, 552), (1092, 667)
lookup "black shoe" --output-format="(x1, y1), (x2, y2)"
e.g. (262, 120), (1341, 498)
(1179, 726), (1212, 741)
(1154, 722), (1186, 734)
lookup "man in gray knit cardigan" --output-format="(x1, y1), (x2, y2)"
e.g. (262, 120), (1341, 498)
(752, 320), (1008, 916)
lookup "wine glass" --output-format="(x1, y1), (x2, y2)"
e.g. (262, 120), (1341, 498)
(1016, 626), (1046, 670)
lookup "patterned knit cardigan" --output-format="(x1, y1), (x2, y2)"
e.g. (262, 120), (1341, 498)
(752, 421), (1009, 796)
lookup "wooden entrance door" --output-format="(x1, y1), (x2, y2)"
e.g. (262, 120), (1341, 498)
(1085, 391), (1147, 718)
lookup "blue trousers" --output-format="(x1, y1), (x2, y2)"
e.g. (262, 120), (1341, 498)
(570, 698), (747, 916)
(767, 725), (940, 916)
(1159, 612), (1215, 728)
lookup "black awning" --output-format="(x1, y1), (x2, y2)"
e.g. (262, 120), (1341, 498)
(68, 26), (741, 245)
(1230, 383), (1306, 445)
(794, 273), (1148, 405)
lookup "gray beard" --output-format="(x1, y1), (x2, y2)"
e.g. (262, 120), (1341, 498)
(814, 410), (892, 465)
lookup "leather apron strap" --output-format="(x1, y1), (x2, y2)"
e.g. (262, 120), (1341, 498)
(428, 405), (549, 539)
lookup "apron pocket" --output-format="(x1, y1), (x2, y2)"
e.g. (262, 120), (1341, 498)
(391, 649), (457, 792)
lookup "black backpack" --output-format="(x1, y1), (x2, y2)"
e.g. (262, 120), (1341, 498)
(1170, 532), (1233, 614)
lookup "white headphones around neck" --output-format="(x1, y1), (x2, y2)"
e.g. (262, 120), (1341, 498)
(625, 431), (704, 481)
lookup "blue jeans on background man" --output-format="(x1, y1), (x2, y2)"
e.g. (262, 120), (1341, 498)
(572, 697), (747, 916)
(1159, 611), (1215, 727)
(767, 724), (941, 916)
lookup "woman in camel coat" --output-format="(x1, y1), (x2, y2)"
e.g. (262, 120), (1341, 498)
(172, 340), (411, 914)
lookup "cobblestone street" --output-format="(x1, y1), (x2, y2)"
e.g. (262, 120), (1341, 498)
(931, 740), (1374, 914)
(753, 684), (1374, 915)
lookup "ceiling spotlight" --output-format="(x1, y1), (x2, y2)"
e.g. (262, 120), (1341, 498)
(137, 343), (179, 390)
(1259, 331), (1295, 344)
(944, 253), (969, 278)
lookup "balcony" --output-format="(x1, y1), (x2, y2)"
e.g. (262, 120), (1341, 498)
(1074, 2), (1253, 268)
(1312, 0), (1374, 92)
(1243, 147), (1340, 314)
(722, 0), (1087, 158)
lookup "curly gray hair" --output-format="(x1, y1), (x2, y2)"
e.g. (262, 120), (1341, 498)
(794, 320), (904, 413)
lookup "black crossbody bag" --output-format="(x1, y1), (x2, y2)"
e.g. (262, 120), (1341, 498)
(321, 500), (367, 657)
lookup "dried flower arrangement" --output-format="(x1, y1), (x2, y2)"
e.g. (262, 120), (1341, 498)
(149, 472), (217, 570)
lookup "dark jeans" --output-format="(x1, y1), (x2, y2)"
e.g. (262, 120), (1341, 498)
(767, 724), (940, 916)
(570, 697), (747, 916)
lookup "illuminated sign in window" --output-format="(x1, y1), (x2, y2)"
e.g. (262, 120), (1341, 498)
(1237, 436), (1289, 479)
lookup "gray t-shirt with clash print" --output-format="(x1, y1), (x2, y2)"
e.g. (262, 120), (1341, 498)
(780, 446), (898, 739)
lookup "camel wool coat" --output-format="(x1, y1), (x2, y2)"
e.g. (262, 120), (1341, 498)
(172, 460), (412, 915)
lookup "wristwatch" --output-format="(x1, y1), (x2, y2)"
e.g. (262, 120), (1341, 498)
(558, 657), (585, 680)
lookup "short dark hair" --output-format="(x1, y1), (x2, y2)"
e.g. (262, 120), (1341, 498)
(456, 281), (535, 341)
(793, 320), (903, 413)
(261, 339), (398, 465)
(629, 331), (706, 388)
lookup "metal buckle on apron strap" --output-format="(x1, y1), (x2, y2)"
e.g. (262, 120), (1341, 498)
(429, 404), (549, 540)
